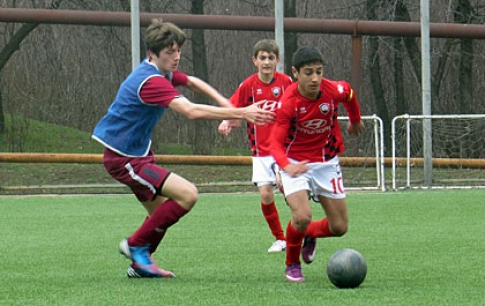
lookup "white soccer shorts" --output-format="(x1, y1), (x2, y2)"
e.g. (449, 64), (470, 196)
(280, 156), (346, 200)
(251, 156), (278, 187)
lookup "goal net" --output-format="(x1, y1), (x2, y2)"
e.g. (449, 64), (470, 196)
(391, 114), (485, 190)
(338, 115), (385, 191)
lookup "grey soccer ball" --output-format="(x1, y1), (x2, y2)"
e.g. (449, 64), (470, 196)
(327, 248), (367, 289)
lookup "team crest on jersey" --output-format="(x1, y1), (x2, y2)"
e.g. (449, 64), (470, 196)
(272, 87), (281, 97)
(319, 103), (330, 114)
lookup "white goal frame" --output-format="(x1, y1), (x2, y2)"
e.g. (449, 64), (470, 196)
(339, 115), (385, 191)
(391, 114), (485, 190)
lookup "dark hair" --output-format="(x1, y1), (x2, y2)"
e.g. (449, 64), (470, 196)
(253, 39), (280, 58)
(145, 18), (186, 55)
(292, 46), (324, 71)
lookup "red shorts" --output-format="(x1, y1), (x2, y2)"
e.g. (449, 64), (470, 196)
(103, 148), (171, 202)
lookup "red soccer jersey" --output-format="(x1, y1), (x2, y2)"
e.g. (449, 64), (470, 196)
(230, 71), (293, 156)
(270, 78), (362, 169)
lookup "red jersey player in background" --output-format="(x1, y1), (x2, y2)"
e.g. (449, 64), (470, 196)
(270, 46), (365, 282)
(218, 39), (293, 253)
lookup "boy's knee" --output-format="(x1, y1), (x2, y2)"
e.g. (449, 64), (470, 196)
(331, 223), (348, 237)
(293, 212), (312, 231)
(260, 193), (273, 204)
(184, 186), (199, 208)
(174, 184), (198, 210)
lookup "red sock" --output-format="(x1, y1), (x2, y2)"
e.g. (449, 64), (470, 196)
(305, 218), (333, 238)
(128, 199), (188, 247)
(285, 221), (305, 266)
(261, 202), (285, 241)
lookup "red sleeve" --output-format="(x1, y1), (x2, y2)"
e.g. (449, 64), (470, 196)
(229, 85), (242, 107)
(230, 78), (251, 108)
(270, 96), (294, 169)
(140, 76), (184, 107)
(339, 82), (361, 123)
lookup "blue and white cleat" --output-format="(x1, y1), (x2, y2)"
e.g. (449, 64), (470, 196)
(119, 238), (174, 278)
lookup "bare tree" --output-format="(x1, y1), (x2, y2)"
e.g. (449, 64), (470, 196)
(454, 0), (473, 114)
(1, 0), (485, 156)
(190, 0), (213, 155)
(364, 0), (391, 151)
(0, 0), (63, 141)
(284, 0), (297, 75)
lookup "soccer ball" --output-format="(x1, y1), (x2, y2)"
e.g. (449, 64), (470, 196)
(327, 248), (367, 289)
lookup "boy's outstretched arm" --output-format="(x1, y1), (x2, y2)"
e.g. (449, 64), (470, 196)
(185, 76), (233, 108)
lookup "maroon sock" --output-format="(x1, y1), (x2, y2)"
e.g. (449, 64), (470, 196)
(135, 216), (168, 253)
(148, 228), (167, 254)
(128, 199), (188, 247)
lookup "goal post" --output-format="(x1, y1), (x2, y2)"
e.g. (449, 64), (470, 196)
(338, 115), (385, 191)
(391, 114), (485, 190)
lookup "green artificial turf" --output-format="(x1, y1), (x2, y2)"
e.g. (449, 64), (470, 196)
(1, 190), (484, 306)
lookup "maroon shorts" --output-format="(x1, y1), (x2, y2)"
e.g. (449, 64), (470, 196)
(103, 148), (171, 202)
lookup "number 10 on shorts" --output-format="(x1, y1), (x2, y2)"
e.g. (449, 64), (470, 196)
(331, 177), (344, 194)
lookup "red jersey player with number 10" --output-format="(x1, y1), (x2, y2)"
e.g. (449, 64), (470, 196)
(218, 39), (293, 253)
(270, 46), (365, 283)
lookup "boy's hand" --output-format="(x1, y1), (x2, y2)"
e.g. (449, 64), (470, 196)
(284, 161), (309, 177)
(347, 121), (365, 136)
(218, 120), (232, 136)
(243, 101), (275, 125)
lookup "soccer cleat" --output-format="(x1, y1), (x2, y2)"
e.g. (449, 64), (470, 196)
(126, 264), (142, 278)
(119, 238), (164, 278)
(301, 236), (317, 264)
(285, 263), (305, 283)
(268, 240), (286, 253)
(126, 263), (176, 278)
(119, 238), (132, 259)
(154, 267), (176, 278)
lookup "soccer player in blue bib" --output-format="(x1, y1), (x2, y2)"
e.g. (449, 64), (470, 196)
(92, 19), (274, 278)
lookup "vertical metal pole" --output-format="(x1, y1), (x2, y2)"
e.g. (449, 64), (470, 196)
(350, 36), (362, 98)
(373, 117), (381, 188)
(274, 0), (284, 73)
(420, 0), (433, 187)
(379, 116), (385, 191)
(349, 36), (363, 160)
(131, 0), (140, 70)
(406, 118), (411, 188)
(391, 116), (397, 190)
